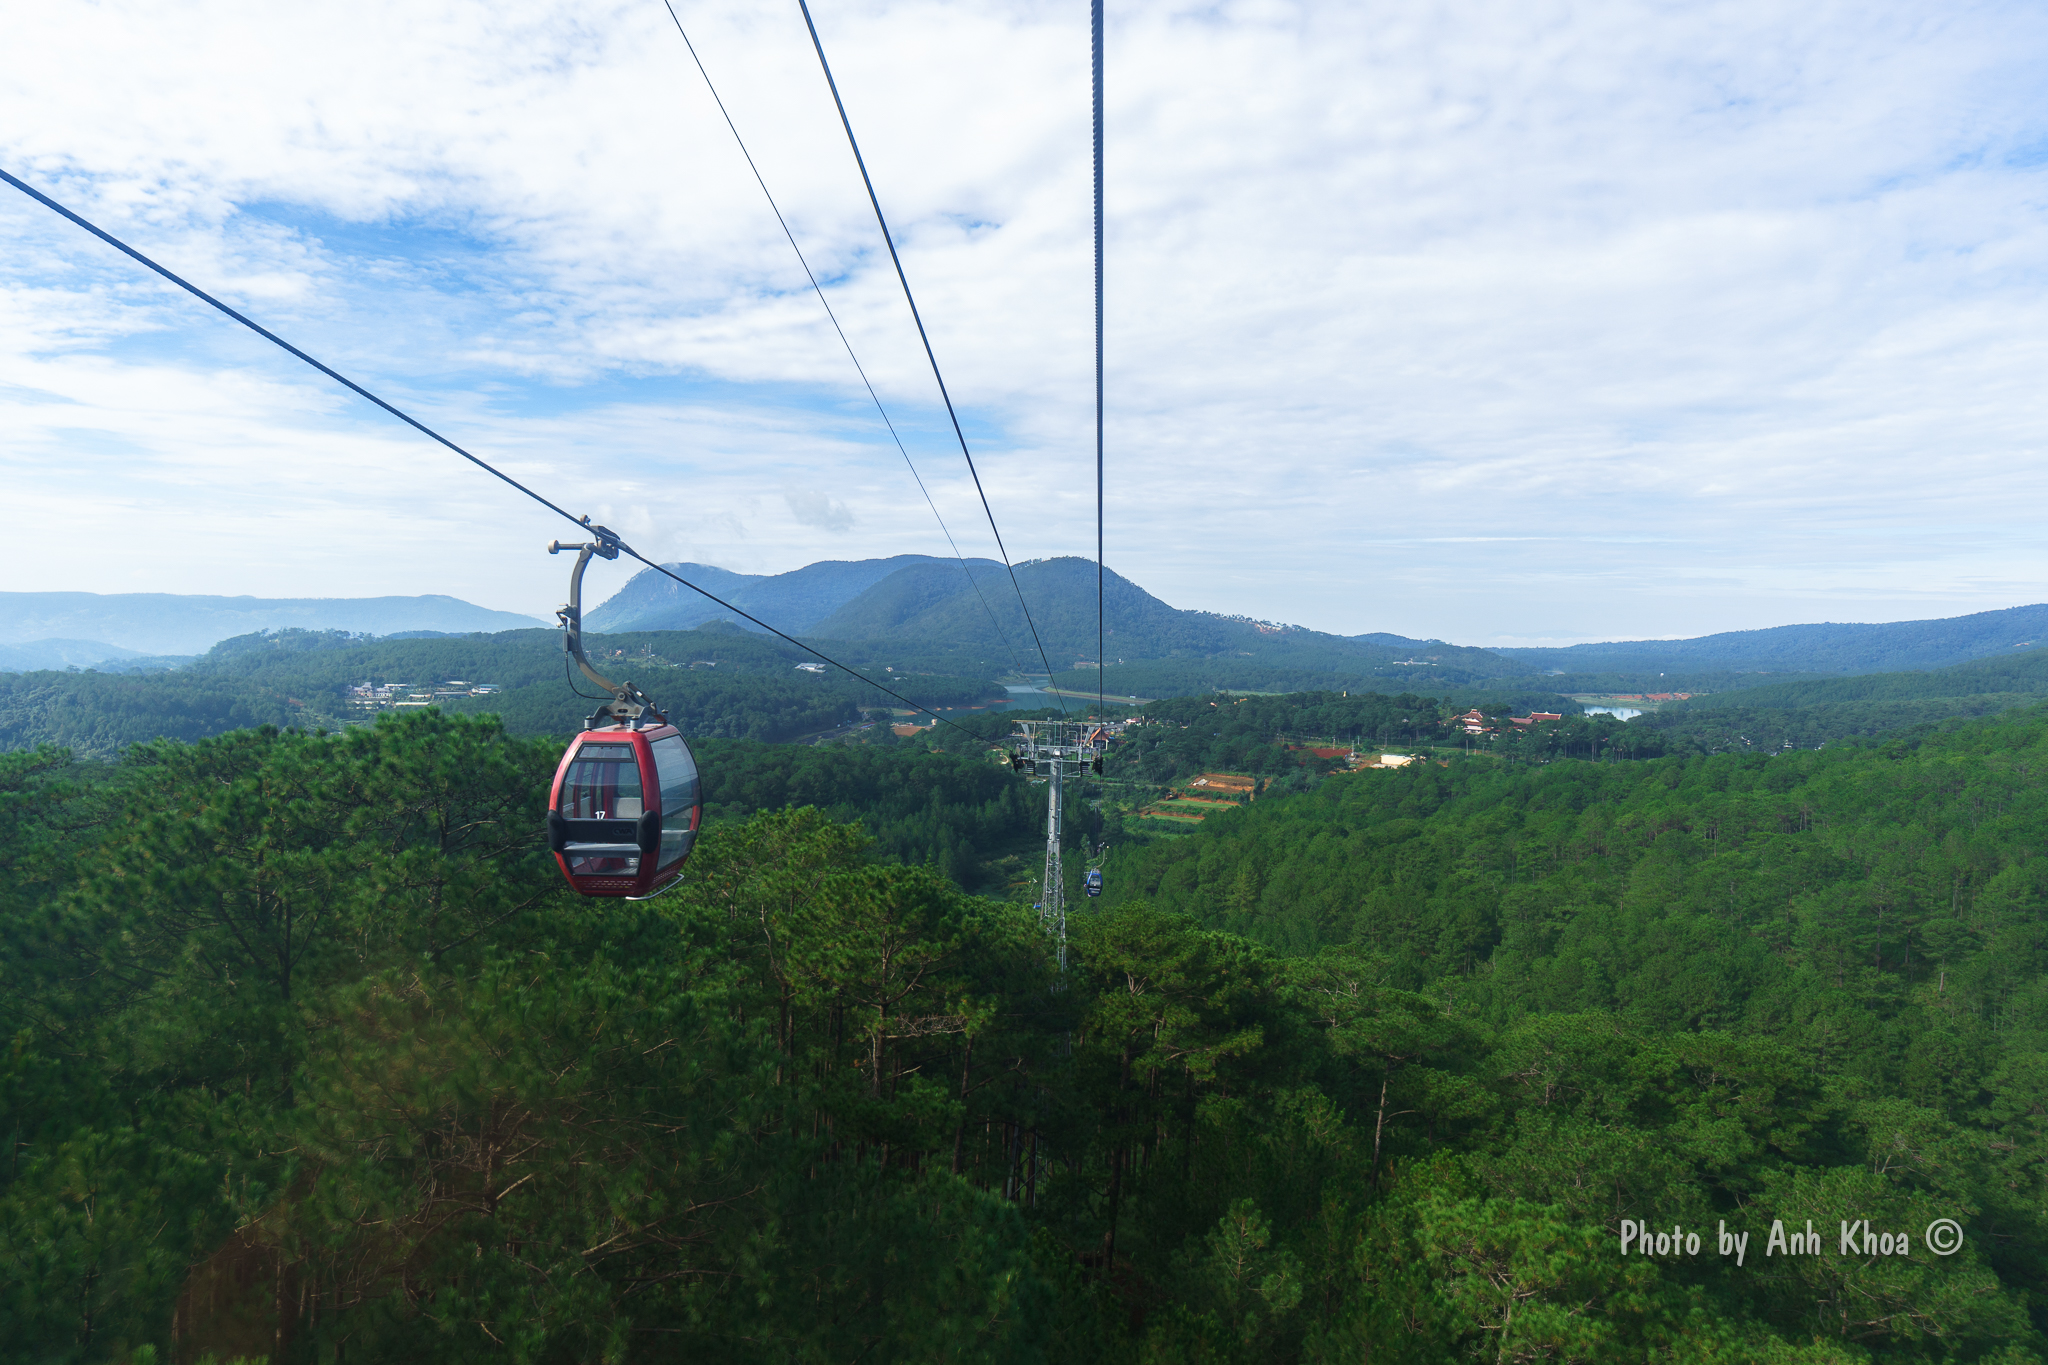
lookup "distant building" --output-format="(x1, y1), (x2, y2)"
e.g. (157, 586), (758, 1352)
(346, 678), (496, 710)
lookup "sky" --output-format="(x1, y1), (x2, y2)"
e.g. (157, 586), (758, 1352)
(5, 0), (2048, 647)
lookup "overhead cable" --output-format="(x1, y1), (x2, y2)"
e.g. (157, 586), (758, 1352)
(659, 0), (1031, 685)
(794, 0), (1069, 715)
(1093, 0), (1106, 723)
(0, 164), (986, 740)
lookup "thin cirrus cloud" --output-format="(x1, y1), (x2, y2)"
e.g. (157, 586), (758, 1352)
(2, 0), (2046, 645)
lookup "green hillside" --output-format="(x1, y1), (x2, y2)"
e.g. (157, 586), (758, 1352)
(582, 554), (1009, 634)
(0, 627), (1003, 759)
(575, 555), (1535, 698)
(1663, 644), (2048, 710)
(1625, 647), (2048, 753)
(811, 556), (1238, 657)
(1479, 668), (1837, 696)
(1640, 693), (2046, 755)
(577, 559), (760, 631)
(803, 559), (1021, 640)
(811, 557), (1521, 684)
(24, 618), (2048, 770)
(1050, 653), (1555, 699)
(0, 638), (142, 672)
(504, 559), (2048, 705)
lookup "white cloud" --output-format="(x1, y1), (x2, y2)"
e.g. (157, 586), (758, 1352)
(3, 0), (2048, 643)
(783, 486), (856, 534)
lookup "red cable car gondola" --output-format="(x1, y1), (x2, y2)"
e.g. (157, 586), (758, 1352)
(543, 529), (702, 899)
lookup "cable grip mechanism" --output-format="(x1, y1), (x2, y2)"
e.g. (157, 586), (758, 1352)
(550, 520), (666, 730)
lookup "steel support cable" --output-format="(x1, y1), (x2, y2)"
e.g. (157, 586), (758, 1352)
(793, 0), (1068, 715)
(657, 0), (1030, 686)
(0, 164), (986, 740)
(1093, 0), (1105, 725)
(565, 655), (610, 700)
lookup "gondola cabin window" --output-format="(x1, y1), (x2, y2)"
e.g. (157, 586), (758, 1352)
(561, 742), (643, 874)
(650, 733), (701, 870)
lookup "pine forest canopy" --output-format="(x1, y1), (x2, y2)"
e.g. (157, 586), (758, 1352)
(6, 694), (2048, 1357)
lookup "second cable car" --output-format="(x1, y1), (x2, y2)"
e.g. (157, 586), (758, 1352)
(1084, 869), (1103, 898)
(543, 528), (702, 899)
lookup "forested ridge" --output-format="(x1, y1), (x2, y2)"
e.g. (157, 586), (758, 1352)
(0, 627), (1004, 759)
(1, 697), (2044, 1361)
(1628, 650), (2048, 756)
(16, 627), (2048, 768)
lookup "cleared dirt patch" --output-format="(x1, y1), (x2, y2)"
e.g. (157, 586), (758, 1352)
(1188, 772), (1256, 795)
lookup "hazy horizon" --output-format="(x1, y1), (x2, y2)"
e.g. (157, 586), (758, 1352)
(7, 561), (2046, 655)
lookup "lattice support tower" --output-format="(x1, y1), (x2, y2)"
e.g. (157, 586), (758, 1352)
(1010, 720), (1109, 973)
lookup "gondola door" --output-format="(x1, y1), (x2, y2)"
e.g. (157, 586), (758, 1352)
(647, 728), (702, 876)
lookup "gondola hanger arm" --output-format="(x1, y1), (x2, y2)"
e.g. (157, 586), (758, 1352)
(550, 524), (662, 728)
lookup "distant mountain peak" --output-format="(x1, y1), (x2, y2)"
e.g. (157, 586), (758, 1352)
(0, 592), (547, 658)
(1493, 603), (2048, 675)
